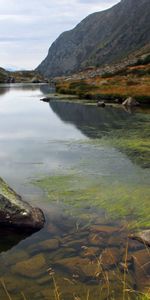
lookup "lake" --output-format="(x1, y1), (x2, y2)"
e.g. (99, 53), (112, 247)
(0, 84), (150, 300)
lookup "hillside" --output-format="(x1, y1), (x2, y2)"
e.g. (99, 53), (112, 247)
(55, 49), (150, 104)
(0, 68), (9, 83)
(37, 0), (150, 78)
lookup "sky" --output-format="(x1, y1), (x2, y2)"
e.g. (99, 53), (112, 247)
(0, 0), (120, 70)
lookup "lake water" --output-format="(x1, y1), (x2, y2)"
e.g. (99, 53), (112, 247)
(0, 84), (150, 300)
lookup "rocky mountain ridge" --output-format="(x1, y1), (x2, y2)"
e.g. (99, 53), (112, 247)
(37, 0), (150, 78)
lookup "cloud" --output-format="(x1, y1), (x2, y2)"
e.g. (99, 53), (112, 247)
(0, 0), (119, 69)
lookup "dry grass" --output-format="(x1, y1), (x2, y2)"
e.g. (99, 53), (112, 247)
(56, 63), (150, 101)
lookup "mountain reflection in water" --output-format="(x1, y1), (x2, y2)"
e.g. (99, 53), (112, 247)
(49, 100), (134, 138)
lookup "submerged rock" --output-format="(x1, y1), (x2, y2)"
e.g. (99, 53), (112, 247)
(0, 177), (45, 230)
(101, 248), (120, 269)
(129, 230), (150, 247)
(11, 254), (46, 278)
(55, 256), (101, 281)
(29, 238), (60, 254)
(131, 249), (150, 291)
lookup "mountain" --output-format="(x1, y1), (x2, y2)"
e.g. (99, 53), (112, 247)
(37, 0), (150, 78)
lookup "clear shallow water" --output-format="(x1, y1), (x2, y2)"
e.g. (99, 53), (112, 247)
(0, 84), (150, 300)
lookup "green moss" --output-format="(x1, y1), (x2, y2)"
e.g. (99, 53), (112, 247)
(0, 177), (26, 211)
(0, 178), (18, 205)
(34, 171), (150, 228)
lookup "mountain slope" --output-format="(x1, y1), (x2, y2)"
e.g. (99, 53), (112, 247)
(37, 0), (150, 78)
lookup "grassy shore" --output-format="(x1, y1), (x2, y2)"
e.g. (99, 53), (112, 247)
(56, 62), (150, 104)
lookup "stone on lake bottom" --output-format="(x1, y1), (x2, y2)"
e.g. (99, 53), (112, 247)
(11, 254), (46, 278)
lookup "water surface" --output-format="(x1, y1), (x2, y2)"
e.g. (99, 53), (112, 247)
(0, 84), (149, 300)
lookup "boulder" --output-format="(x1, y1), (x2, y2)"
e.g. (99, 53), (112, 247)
(40, 97), (51, 102)
(31, 77), (41, 83)
(129, 230), (150, 247)
(0, 177), (45, 230)
(97, 101), (106, 108)
(122, 97), (140, 107)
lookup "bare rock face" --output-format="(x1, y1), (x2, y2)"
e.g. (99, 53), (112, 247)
(0, 178), (45, 230)
(37, 0), (150, 77)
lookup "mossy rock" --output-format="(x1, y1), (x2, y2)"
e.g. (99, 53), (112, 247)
(0, 177), (45, 230)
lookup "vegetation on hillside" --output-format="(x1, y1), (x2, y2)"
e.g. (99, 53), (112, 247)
(0, 68), (9, 83)
(56, 62), (150, 104)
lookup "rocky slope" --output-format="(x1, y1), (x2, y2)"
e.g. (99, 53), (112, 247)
(37, 0), (150, 77)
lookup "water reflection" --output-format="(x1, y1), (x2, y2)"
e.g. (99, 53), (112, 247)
(0, 85), (149, 299)
(50, 100), (150, 168)
(0, 227), (36, 254)
(50, 100), (136, 138)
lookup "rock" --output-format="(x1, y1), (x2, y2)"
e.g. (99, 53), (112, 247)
(40, 97), (51, 102)
(2, 250), (29, 267)
(122, 97), (140, 107)
(119, 261), (133, 272)
(37, 274), (52, 285)
(114, 98), (122, 104)
(128, 239), (145, 251)
(35, 239), (59, 252)
(46, 223), (60, 235)
(97, 101), (106, 108)
(132, 249), (150, 290)
(80, 246), (99, 258)
(107, 236), (123, 247)
(11, 254), (46, 278)
(101, 248), (121, 269)
(0, 177), (45, 230)
(31, 77), (41, 83)
(48, 247), (76, 261)
(55, 256), (101, 281)
(90, 225), (119, 235)
(62, 238), (86, 250)
(129, 230), (150, 247)
(88, 233), (104, 246)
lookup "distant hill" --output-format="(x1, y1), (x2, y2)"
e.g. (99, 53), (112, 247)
(0, 67), (9, 83)
(37, 0), (150, 78)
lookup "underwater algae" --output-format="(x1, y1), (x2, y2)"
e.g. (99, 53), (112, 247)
(34, 171), (150, 228)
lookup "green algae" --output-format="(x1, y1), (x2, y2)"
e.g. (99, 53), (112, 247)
(0, 177), (30, 213)
(34, 105), (150, 229)
(0, 177), (21, 209)
(34, 172), (150, 228)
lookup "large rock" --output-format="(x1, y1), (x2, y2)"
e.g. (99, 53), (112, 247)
(0, 177), (45, 230)
(122, 97), (139, 107)
(129, 230), (150, 247)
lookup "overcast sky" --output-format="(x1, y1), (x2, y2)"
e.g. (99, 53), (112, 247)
(0, 0), (120, 70)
